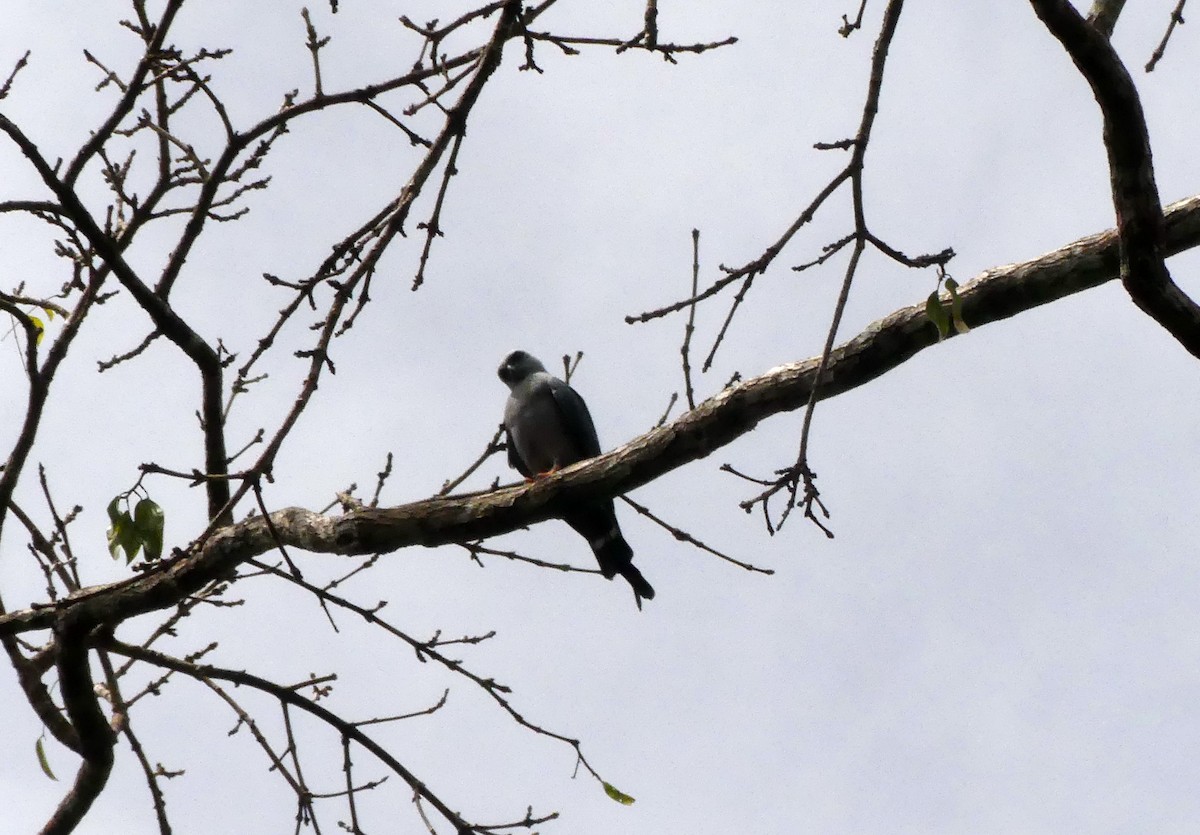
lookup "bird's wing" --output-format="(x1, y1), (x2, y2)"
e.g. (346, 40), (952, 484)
(548, 378), (602, 460)
(504, 424), (533, 478)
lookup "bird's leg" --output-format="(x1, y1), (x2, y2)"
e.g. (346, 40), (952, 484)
(522, 464), (561, 483)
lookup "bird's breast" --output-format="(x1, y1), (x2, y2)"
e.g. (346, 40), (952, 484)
(506, 386), (580, 473)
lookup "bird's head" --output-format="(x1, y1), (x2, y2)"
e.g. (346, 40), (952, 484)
(498, 350), (547, 388)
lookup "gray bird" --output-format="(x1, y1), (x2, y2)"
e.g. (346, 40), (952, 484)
(498, 350), (655, 609)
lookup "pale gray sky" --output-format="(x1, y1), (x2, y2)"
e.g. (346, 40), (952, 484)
(3, 2), (1199, 833)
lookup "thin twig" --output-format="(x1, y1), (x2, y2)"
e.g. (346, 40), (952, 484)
(413, 132), (464, 290)
(1145, 0), (1187, 72)
(371, 452), (394, 507)
(439, 429), (503, 496)
(301, 8), (330, 97)
(681, 228), (700, 409)
(619, 495), (773, 574)
(0, 50), (30, 99)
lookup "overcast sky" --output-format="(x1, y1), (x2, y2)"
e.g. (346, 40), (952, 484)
(3, 2), (1200, 833)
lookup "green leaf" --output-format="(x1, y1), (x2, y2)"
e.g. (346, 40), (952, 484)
(107, 509), (141, 563)
(35, 736), (57, 781)
(29, 315), (45, 345)
(134, 498), (165, 561)
(602, 781), (636, 806)
(119, 516), (143, 563)
(925, 291), (949, 339)
(105, 509), (125, 560)
(106, 496), (123, 525)
(944, 277), (958, 292)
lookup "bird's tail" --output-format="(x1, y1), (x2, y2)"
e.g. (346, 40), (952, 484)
(566, 507), (656, 610)
(618, 561), (656, 611)
(593, 536), (655, 610)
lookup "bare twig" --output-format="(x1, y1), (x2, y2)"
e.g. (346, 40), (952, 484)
(0, 50), (30, 99)
(461, 541), (600, 574)
(680, 229), (700, 409)
(1145, 0), (1187, 72)
(840, 0), (870, 36)
(301, 7), (331, 97)
(97, 330), (162, 372)
(655, 391), (678, 427)
(526, 30), (737, 63)
(619, 495), (773, 574)
(439, 429), (503, 496)
(370, 452), (394, 507)
(413, 132), (464, 290)
(561, 350), (582, 383)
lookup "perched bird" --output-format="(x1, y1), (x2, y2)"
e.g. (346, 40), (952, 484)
(498, 350), (655, 609)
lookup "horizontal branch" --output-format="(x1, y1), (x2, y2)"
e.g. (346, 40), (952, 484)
(3, 193), (1200, 635)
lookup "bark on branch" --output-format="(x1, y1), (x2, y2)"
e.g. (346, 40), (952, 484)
(3, 194), (1200, 636)
(39, 614), (115, 834)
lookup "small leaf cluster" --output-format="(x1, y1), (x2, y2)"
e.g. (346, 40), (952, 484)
(925, 276), (970, 339)
(106, 494), (165, 563)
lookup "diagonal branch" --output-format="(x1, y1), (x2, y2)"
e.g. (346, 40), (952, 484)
(40, 614), (116, 834)
(4, 193), (1199, 636)
(1145, 0), (1188, 72)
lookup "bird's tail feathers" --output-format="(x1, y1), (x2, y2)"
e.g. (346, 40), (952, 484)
(594, 537), (655, 610)
(568, 511), (656, 610)
(619, 562), (656, 611)
(592, 533), (631, 580)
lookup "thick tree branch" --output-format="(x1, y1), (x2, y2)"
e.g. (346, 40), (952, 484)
(1031, 0), (1200, 358)
(40, 614), (115, 835)
(4, 194), (1199, 636)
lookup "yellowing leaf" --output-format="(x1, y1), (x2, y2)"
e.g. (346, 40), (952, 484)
(925, 292), (949, 339)
(35, 736), (57, 781)
(603, 781), (636, 806)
